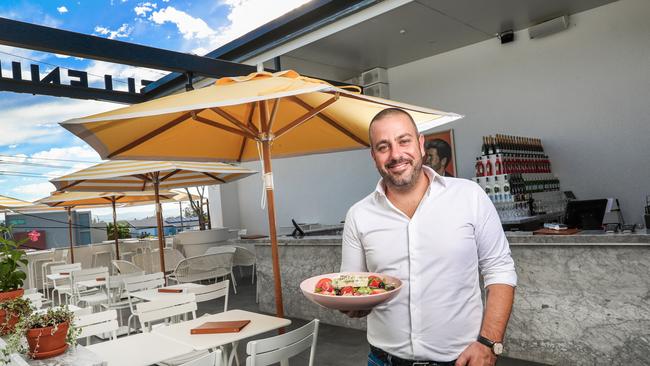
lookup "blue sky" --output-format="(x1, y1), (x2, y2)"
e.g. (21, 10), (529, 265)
(0, 0), (310, 219)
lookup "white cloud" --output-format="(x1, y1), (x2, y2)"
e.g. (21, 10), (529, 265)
(32, 146), (100, 163)
(0, 99), (118, 146)
(8, 145), (18, 149)
(12, 182), (56, 200)
(57, 6), (68, 14)
(94, 23), (132, 39)
(149, 6), (215, 40)
(147, 0), (311, 53)
(83, 60), (166, 90)
(134, 2), (157, 17)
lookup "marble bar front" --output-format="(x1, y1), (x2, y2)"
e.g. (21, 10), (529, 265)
(237, 232), (650, 366)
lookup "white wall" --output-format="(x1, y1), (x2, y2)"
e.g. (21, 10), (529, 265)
(388, 0), (650, 225)
(226, 149), (378, 235)
(222, 0), (650, 232)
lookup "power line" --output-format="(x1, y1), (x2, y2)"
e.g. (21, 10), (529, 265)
(0, 170), (55, 178)
(0, 153), (100, 164)
(0, 160), (73, 169)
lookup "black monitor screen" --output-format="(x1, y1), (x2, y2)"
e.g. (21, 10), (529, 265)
(564, 199), (608, 230)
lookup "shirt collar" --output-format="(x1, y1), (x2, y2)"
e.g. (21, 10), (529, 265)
(374, 165), (447, 198)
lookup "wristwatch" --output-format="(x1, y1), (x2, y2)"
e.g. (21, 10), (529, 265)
(477, 335), (504, 355)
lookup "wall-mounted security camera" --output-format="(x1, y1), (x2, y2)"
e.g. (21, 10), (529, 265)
(499, 30), (515, 44)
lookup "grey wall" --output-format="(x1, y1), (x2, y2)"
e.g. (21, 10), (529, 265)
(388, 0), (650, 225)
(221, 0), (650, 233)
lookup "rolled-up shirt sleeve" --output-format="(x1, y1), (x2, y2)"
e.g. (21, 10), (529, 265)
(340, 208), (368, 273)
(474, 185), (517, 288)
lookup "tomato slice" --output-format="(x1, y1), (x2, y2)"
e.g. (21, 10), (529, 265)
(315, 278), (333, 293)
(340, 286), (355, 296)
(368, 278), (382, 288)
(371, 289), (387, 295)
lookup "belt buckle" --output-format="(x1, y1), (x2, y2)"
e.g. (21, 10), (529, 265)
(412, 362), (430, 366)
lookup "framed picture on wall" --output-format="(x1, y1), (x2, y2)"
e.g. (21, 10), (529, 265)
(423, 129), (457, 177)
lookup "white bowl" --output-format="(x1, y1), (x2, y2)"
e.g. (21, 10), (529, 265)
(299, 272), (402, 311)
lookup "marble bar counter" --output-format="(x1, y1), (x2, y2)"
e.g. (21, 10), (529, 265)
(237, 232), (650, 366)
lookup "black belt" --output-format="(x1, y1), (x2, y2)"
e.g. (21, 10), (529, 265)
(370, 345), (456, 366)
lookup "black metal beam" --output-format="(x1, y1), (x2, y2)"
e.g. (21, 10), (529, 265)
(0, 17), (257, 79)
(0, 77), (145, 104)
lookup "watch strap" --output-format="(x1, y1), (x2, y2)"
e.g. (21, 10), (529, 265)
(477, 335), (495, 348)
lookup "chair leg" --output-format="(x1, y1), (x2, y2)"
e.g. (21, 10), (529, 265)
(230, 272), (237, 294)
(251, 265), (255, 285)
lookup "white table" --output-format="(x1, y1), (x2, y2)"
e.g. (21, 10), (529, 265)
(85, 332), (194, 366)
(153, 309), (291, 366)
(130, 283), (205, 302)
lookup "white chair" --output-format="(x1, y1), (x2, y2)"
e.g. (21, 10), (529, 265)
(22, 289), (44, 310)
(92, 250), (113, 269)
(188, 280), (229, 313)
(135, 294), (210, 366)
(133, 252), (153, 274)
(150, 248), (186, 273)
(75, 309), (119, 345)
(101, 271), (145, 329)
(204, 247), (238, 293)
(245, 319), (319, 366)
(136, 293), (197, 332)
(71, 267), (110, 309)
(41, 260), (65, 300)
(123, 272), (165, 334)
(178, 350), (222, 366)
(50, 262), (82, 305)
(112, 259), (143, 275)
(232, 246), (256, 284)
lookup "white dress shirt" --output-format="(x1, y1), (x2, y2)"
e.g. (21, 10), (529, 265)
(341, 166), (517, 361)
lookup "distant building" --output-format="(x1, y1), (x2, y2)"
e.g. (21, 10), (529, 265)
(128, 216), (177, 238)
(6, 210), (107, 249)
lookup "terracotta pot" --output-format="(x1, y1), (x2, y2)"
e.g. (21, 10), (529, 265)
(0, 309), (21, 335)
(26, 322), (69, 359)
(0, 288), (24, 302)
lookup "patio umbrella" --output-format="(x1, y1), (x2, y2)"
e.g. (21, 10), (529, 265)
(60, 70), (462, 318)
(0, 194), (32, 210)
(36, 190), (176, 262)
(50, 160), (256, 273)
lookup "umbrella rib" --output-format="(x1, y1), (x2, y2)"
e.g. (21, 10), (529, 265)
(192, 115), (256, 139)
(289, 96), (369, 147)
(161, 169), (181, 182)
(259, 101), (268, 134)
(246, 103), (259, 133)
(267, 98), (280, 133)
(202, 172), (226, 184)
(236, 136), (247, 162)
(107, 112), (193, 159)
(210, 108), (259, 137)
(273, 94), (339, 139)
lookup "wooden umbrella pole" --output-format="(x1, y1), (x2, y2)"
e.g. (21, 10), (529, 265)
(67, 207), (75, 263)
(154, 175), (167, 277)
(261, 139), (285, 322)
(112, 198), (120, 260)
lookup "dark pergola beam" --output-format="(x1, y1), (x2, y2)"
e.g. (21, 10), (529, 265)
(0, 77), (145, 104)
(0, 17), (257, 79)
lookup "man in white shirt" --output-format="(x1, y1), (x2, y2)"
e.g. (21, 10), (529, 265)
(341, 108), (516, 366)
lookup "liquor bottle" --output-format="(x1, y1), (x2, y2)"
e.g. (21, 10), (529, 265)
(488, 136), (495, 155)
(485, 156), (493, 176)
(481, 136), (489, 156)
(475, 157), (485, 177)
(495, 154), (503, 175)
(485, 176), (493, 201)
(502, 175), (512, 202)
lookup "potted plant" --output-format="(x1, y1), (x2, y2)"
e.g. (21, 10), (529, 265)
(3, 306), (79, 360)
(0, 297), (32, 336)
(0, 225), (29, 302)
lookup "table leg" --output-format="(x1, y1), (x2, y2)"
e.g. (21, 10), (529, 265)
(227, 341), (239, 366)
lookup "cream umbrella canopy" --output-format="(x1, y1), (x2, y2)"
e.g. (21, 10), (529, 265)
(49, 160), (256, 273)
(60, 70), (463, 318)
(36, 190), (176, 262)
(0, 195), (32, 210)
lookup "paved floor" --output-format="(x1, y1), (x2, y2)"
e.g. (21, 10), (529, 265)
(197, 273), (548, 366)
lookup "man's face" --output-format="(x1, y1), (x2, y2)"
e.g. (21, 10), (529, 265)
(425, 148), (447, 175)
(370, 114), (425, 191)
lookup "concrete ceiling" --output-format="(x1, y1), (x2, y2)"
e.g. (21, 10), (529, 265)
(283, 0), (617, 81)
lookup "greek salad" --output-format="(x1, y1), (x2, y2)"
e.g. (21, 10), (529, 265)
(314, 274), (396, 296)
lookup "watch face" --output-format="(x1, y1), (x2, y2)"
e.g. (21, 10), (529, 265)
(493, 343), (504, 355)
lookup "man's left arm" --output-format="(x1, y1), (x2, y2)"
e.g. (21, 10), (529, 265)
(456, 185), (517, 366)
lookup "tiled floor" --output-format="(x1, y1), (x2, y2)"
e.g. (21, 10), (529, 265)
(197, 273), (548, 366)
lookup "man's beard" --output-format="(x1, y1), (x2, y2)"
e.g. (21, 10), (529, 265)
(377, 155), (423, 192)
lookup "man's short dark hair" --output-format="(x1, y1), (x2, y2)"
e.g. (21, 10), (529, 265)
(425, 138), (452, 167)
(368, 108), (419, 144)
